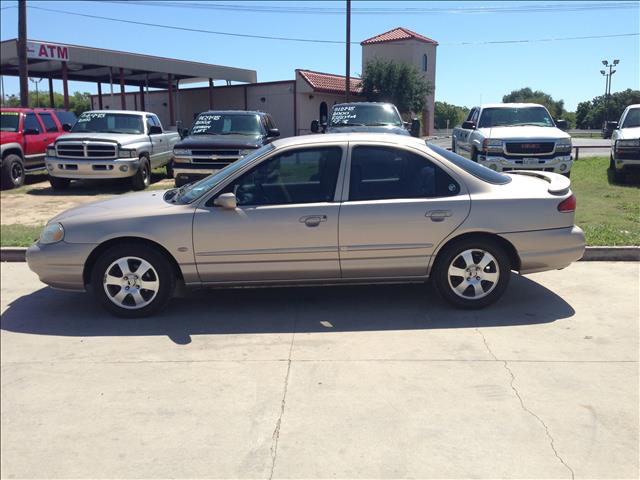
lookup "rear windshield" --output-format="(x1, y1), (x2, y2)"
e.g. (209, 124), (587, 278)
(1, 111), (21, 132)
(427, 143), (512, 185)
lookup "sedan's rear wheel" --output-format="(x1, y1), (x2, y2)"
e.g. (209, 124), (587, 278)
(91, 243), (175, 317)
(433, 238), (511, 309)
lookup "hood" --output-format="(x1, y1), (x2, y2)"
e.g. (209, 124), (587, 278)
(55, 132), (146, 144)
(479, 125), (570, 141)
(176, 134), (263, 150)
(50, 190), (174, 225)
(618, 126), (640, 139)
(326, 125), (410, 135)
(1, 131), (22, 145)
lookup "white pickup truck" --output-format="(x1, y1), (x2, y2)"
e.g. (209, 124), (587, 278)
(452, 103), (573, 176)
(609, 104), (640, 183)
(45, 110), (180, 190)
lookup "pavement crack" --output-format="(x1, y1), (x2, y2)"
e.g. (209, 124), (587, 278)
(475, 327), (575, 480)
(268, 313), (296, 480)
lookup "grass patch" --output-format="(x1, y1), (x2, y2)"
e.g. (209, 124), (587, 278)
(1, 224), (43, 247)
(571, 156), (639, 245)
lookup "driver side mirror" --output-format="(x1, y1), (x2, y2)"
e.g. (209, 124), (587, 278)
(555, 119), (568, 131)
(62, 123), (72, 132)
(462, 121), (476, 130)
(148, 125), (163, 135)
(410, 119), (421, 137)
(213, 192), (237, 209)
(310, 120), (320, 133)
(267, 128), (280, 138)
(180, 128), (189, 139)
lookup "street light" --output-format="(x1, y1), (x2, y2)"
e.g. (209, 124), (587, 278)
(29, 77), (44, 108)
(600, 59), (620, 124)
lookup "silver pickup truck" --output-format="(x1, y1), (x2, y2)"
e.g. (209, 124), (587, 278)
(609, 104), (640, 183)
(46, 110), (180, 190)
(452, 103), (572, 176)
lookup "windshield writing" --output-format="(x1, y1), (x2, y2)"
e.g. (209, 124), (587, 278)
(329, 104), (403, 127)
(191, 114), (262, 135)
(478, 107), (554, 128)
(72, 112), (144, 134)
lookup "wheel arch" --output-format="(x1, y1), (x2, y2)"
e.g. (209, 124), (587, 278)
(431, 231), (521, 273)
(82, 236), (184, 287)
(2, 145), (24, 161)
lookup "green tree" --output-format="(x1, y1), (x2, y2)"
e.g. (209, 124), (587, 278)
(2, 90), (92, 116)
(361, 58), (433, 114)
(434, 101), (469, 129)
(575, 89), (640, 129)
(502, 87), (565, 119)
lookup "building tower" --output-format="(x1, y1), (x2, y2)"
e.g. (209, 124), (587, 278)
(361, 27), (438, 136)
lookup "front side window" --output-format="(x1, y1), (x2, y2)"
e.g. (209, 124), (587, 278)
(222, 147), (342, 206)
(190, 113), (263, 135)
(38, 112), (58, 132)
(349, 146), (460, 201)
(24, 113), (42, 133)
(72, 112), (144, 134)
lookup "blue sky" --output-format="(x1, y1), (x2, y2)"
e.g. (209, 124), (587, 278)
(1, 0), (638, 111)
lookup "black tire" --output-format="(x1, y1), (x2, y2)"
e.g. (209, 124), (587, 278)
(432, 237), (511, 309)
(131, 156), (151, 190)
(166, 159), (174, 179)
(1, 154), (26, 190)
(174, 176), (188, 187)
(90, 242), (176, 318)
(562, 171), (571, 179)
(471, 148), (479, 162)
(451, 138), (457, 153)
(49, 176), (71, 190)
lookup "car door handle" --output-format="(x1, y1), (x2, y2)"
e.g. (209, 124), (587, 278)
(425, 210), (452, 222)
(299, 215), (327, 227)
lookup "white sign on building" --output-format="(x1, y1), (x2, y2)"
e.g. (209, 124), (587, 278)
(26, 42), (69, 62)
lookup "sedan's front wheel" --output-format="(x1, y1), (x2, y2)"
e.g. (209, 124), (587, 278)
(91, 243), (175, 317)
(433, 238), (511, 309)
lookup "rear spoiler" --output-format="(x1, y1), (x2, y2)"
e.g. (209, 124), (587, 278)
(508, 170), (571, 195)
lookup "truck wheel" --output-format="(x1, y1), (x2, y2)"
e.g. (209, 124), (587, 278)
(131, 157), (151, 191)
(90, 242), (176, 318)
(1, 154), (26, 190)
(49, 177), (71, 190)
(166, 159), (174, 179)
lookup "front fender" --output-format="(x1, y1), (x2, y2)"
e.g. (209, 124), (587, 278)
(1, 142), (24, 157)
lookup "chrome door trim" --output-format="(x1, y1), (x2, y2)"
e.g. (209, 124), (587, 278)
(196, 245), (338, 257)
(340, 243), (433, 252)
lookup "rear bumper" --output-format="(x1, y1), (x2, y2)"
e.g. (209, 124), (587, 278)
(501, 225), (585, 274)
(26, 241), (96, 291)
(46, 156), (140, 179)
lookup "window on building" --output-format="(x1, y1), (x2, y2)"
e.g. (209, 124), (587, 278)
(319, 102), (328, 123)
(422, 54), (428, 72)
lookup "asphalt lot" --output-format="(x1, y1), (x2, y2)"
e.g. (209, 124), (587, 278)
(1, 262), (638, 479)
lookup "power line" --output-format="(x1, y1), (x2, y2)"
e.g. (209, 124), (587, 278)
(25, 5), (640, 47)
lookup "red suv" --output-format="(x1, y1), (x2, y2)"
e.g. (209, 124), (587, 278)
(1, 108), (77, 189)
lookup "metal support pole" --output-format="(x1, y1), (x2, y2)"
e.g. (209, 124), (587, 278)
(139, 83), (145, 111)
(18, 0), (29, 107)
(345, 0), (351, 102)
(168, 74), (175, 125)
(119, 67), (126, 109)
(62, 62), (69, 109)
(97, 82), (103, 109)
(48, 77), (54, 107)
(208, 78), (214, 109)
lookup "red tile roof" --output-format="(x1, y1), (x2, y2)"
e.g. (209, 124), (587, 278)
(360, 27), (438, 46)
(297, 69), (363, 95)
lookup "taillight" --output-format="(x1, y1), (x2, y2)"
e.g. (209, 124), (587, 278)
(558, 194), (576, 212)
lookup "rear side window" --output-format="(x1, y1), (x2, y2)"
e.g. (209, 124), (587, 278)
(428, 143), (511, 185)
(38, 112), (58, 132)
(349, 146), (460, 201)
(53, 111), (77, 127)
(24, 113), (42, 133)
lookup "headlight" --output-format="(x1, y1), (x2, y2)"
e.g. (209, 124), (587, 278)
(556, 139), (572, 152)
(39, 223), (64, 245)
(119, 148), (138, 158)
(174, 148), (191, 156)
(617, 139), (640, 147)
(239, 149), (254, 157)
(46, 146), (56, 156)
(483, 139), (503, 152)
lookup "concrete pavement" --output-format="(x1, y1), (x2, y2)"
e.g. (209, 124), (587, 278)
(1, 262), (638, 479)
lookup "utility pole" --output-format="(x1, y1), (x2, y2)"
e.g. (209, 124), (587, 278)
(18, 0), (29, 107)
(345, 0), (351, 102)
(29, 77), (43, 107)
(600, 59), (619, 124)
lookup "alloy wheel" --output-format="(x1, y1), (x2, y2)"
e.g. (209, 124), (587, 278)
(447, 249), (500, 300)
(103, 256), (160, 310)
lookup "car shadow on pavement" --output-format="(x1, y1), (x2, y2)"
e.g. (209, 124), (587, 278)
(1, 273), (575, 344)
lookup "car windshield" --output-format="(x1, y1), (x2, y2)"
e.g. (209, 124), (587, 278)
(71, 112), (144, 134)
(190, 113), (263, 135)
(427, 142), (512, 185)
(478, 107), (555, 128)
(329, 104), (403, 127)
(622, 108), (640, 128)
(171, 143), (275, 204)
(1, 112), (20, 132)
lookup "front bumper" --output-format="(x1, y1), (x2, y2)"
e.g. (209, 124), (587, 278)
(26, 241), (96, 291)
(613, 149), (640, 171)
(501, 225), (585, 274)
(46, 156), (141, 179)
(478, 154), (573, 173)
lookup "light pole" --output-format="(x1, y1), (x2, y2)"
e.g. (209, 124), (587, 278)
(600, 59), (619, 124)
(29, 77), (43, 107)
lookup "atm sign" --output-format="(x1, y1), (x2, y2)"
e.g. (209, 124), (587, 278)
(26, 42), (69, 62)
